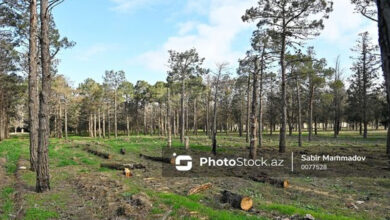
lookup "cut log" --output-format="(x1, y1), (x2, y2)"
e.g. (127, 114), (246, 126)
(139, 154), (174, 164)
(187, 183), (212, 195)
(124, 168), (131, 177)
(120, 148), (126, 155)
(249, 176), (289, 188)
(84, 147), (111, 159)
(221, 190), (253, 211)
(100, 162), (145, 170)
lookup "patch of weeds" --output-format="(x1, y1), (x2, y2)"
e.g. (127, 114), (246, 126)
(260, 203), (364, 220)
(80, 157), (97, 165)
(98, 167), (112, 172)
(0, 186), (15, 220)
(150, 206), (165, 214)
(21, 172), (35, 186)
(57, 159), (78, 167)
(24, 208), (58, 220)
(158, 192), (266, 220)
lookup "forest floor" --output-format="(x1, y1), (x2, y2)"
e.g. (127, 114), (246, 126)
(0, 131), (389, 220)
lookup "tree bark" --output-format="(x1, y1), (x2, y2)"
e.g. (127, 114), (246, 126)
(98, 108), (101, 138)
(107, 104), (111, 138)
(249, 58), (259, 159)
(102, 110), (106, 138)
(246, 74), (251, 143)
(279, 32), (287, 153)
(36, 0), (51, 192)
(64, 103), (68, 140)
(376, 0), (390, 155)
(180, 79), (185, 143)
(296, 77), (302, 147)
(28, 0), (39, 171)
(167, 87), (172, 148)
(212, 71), (222, 155)
(114, 90), (118, 138)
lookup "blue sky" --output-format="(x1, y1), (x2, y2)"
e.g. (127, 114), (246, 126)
(53, 0), (378, 86)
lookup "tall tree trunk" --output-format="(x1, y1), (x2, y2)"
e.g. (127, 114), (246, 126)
(98, 108), (101, 138)
(64, 103), (68, 140)
(279, 34), (287, 153)
(180, 79), (185, 143)
(376, 0), (390, 155)
(296, 78), (302, 147)
(249, 59), (259, 159)
(246, 74), (251, 143)
(239, 97), (243, 137)
(36, 0), (51, 192)
(28, 0), (39, 171)
(107, 104), (111, 138)
(102, 109), (106, 138)
(212, 74), (221, 156)
(308, 85), (314, 141)
(58, 103), (62, 138)
(167, 87), (172, 148)
(193, 98), (197, 135)
(94, 112), (97, 138)
(206, 94), (210, 136)
(114, 90), (117, 138)
(258, 70), (263, 149)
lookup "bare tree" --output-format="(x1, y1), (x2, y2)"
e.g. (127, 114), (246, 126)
(212, 63), (228, 155)
(36, 0), (51, 192)
(28, 0), (38, 171)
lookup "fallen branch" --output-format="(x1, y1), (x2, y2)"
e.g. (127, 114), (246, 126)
(84, 147), (111, 159)
(139, 154), (174, 164)
(249, 176), (289, 188)
(220, 190), (253, 211)
(100, 162), (145, 170)
(187, 183), (212, 195)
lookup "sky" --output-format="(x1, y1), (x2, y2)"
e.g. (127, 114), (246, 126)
(52, 0), (378, 87)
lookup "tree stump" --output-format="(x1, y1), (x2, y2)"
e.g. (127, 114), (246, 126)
(221, 190), (253, 211)
(124, 168), (131, 177)
(120, 148), (126, 155)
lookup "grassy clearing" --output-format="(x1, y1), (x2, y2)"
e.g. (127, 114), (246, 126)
(0, 130), (388, 219)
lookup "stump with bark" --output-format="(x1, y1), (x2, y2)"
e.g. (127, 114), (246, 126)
(124, 168), (131, 177)
(220, 190), (253, 211)
(120, 148), (126, 155)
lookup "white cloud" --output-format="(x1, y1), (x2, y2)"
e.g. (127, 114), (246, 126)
(109, 0), (160, 13)
(77, 44), (114, 61)
(319, 1), (377, 44)
(131, 0), (254, 72)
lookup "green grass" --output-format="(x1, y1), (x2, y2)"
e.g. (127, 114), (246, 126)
(0, 130), (388, 220)
(157, 192), (267, 220)
(0, 186), (15, 220)
(260, 203), (364, 220)
(24, 208), (59, 220)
